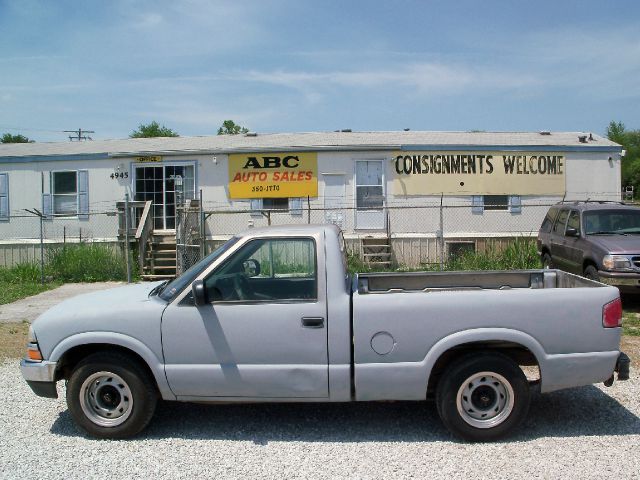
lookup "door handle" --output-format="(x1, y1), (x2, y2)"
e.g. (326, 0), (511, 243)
(301, 317), (325, 328)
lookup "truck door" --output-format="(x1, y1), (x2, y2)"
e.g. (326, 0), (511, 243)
(161, 236), (329, 399)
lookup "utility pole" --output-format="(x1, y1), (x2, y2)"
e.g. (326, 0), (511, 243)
(64, 128), (94, 141)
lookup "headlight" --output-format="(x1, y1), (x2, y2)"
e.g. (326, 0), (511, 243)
(602, 255), (632, 270)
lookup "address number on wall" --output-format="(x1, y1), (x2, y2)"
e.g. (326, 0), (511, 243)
(110, 172), (129, 179)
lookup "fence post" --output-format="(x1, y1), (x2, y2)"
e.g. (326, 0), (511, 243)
(39, 213), (44, 285)
(439, 194), (444, 271)
(307, 196), (311, 224)
(124, 194), (132, 284)
(199, 189), (205, 257)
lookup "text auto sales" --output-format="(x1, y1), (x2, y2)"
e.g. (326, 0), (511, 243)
(395, 154), (564, 176)
(231, 155), (313, 182)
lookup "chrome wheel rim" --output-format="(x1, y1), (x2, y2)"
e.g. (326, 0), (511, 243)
(456, 371), (514, 429)
(79, 371), (133, 427)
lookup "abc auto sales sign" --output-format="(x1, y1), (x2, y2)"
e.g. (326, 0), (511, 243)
(228, 152), (318, 199)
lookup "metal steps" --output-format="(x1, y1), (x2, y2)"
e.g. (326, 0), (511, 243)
(361, 237), (392, 268)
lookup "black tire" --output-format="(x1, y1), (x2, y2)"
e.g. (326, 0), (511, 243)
(584, 265), (599, 281)
(436, 353), (530, 442)
(541, 253), (553, 269)
(67, 352), (157, 439)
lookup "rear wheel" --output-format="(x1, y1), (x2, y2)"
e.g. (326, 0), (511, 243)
(584, 265), (599, 281)
(436, 353), (530, 442)
(67, 352), (157, 438)
(541, 253), (553, 269)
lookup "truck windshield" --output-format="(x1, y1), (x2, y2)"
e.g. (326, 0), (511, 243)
(158, 236), (240, 302)
(584, 210), (640, 235)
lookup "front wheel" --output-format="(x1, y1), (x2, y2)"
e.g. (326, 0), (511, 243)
(436, 353), (530, 442)
(541, 253), (553, 269)
(584, 265), (599, 281)
(67, 352), (157, 438)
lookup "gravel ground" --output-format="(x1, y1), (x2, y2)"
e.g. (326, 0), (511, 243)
(1, 362), (638, 479)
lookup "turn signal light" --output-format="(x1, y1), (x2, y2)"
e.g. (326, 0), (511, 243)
(26, 344), (42, 362)
(603, 298), (623, 328)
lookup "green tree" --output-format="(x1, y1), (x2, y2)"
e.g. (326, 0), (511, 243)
(217, 120), (249, 135)
(1, 133), (33, 143)
(606, 121), (640, 195)
(129, 121), (179, 138)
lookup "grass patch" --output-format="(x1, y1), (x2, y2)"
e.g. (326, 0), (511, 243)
(0, 322), (29, 360)
(0, 243), (132, 305)
(0, 263), (60, 305)
(347, 237), (540, 274)
(46, 243), (133, 282)
(622, 312), (640, 336)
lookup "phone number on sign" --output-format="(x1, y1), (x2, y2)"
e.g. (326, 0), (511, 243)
(251, 185), (280, 193)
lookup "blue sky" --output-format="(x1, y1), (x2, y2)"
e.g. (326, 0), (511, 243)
(1, 0), (639, 141)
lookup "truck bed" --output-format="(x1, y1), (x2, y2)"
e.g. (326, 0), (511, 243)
(356, 269), (598, 293)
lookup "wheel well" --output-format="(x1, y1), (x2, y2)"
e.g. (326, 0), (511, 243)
(55, 344), (158, 394)
(540, 247), (550, 256)
(426, 341), (539, 400)
(583, 258), (597, 272)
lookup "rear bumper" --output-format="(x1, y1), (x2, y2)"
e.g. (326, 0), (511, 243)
(20, 359), (58, 399)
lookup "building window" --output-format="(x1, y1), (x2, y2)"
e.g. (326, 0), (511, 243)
(472, 195), (521, 214)
(263, 198), (289, 210)
(447, 241), (476, 260)
(52, 171), (78, 216)
(483, 195), (509, 211)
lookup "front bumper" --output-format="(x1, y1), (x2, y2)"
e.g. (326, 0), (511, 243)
(597, 270), (640, 287)
(20, 359), (58, 399)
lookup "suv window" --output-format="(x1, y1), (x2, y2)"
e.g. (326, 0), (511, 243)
(566, 210), (581, 235)
(540, 207), (558, 233)
(553, 209), (569, 234)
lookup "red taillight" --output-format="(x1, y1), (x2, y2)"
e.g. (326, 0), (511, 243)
(603, 298), (622, 328)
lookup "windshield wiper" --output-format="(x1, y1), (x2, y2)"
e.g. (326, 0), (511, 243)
(149, 280), (170, 297)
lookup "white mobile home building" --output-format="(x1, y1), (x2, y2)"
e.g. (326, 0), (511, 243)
(0, 130), (622, 268)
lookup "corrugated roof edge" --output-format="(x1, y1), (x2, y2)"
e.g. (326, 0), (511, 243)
(0, 130), (622, 161)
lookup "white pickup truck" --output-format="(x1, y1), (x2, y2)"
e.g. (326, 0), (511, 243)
(21, 224), (630, 441)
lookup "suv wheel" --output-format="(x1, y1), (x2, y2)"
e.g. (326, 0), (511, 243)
(584, 265), (599, 281)
(541, 253), (553, 269)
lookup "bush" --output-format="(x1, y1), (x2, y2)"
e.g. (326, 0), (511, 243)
(46, 243), (130, 282)
(447, 238), (539, 271)
(0, 262), (41, 283)
(347, 238), (540, 274)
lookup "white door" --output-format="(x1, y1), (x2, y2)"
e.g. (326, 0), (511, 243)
(323, 174), (345, 228)
(355, 160), (386, 230)
(133, 164), (196, 230)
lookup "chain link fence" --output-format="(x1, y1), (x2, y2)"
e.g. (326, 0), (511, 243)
(196, 197), (572, 270)
(0, 204), (134, 283)
(1, 195), (626, 278)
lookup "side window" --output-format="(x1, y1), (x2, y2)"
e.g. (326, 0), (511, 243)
(553, 209), (569, 234)
(566, 211), (581, 235)
(204, 238), (317, 302)
(540, 208), (558, 233)
(52, 171), (78, 216)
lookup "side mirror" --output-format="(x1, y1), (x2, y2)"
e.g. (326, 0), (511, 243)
(566, 227), (579, 237)
(192, 279), (208, 306)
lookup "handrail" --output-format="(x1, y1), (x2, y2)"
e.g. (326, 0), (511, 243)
(135, 201), (153, 240)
